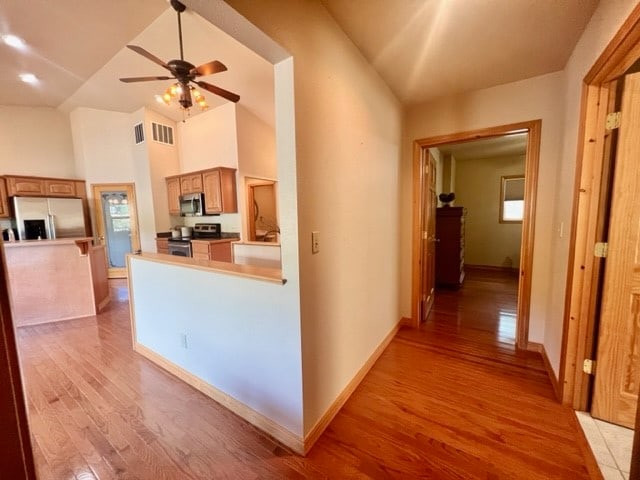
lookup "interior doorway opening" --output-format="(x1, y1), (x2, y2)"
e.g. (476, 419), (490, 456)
(411, 120), (541, 351)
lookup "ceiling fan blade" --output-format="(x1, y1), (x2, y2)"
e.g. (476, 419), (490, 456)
(120, 76), (173, 83)
(191, 60), (227, 77)
(196, 81), (240, 103)
(126, 45), (170, 70)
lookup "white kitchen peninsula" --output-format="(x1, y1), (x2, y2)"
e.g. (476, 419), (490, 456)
(126, 253), (304, 452)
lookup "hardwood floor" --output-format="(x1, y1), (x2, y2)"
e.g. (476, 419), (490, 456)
(15, 271), (597, 479)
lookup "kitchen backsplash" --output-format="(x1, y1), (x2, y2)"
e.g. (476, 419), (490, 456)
(170, 213), (241, 233)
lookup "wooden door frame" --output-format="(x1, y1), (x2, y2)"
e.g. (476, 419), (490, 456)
(560, 4), (640, 409)
(410, 120), (541, 352)
(92, 183), (141, 279)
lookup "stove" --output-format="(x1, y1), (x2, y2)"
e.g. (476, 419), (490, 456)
(166, 223), (222, 257)
(193, 223), (222, 238)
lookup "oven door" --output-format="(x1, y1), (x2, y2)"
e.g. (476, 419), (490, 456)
(167, 241), (192, 257)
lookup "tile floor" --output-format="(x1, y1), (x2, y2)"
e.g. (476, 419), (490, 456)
(575, 411), (633, 479)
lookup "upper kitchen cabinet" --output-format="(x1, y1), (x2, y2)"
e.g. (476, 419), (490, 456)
(5, 175), (46, 196)
(44, 179), (76, 197)
(166, 176), (181, 216)
(5, 175), (85, 198)
(203, 167), (238, 214)
(0, 178), (9, 218)
(180, 173), (203, 195)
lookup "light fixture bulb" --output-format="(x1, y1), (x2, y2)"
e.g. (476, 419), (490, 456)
(2, 34), (26, 49)
(155, 94), (165, 104)
(19, 73), (38, 84)
(192, 89), (201, 98)
(175, 84), (183, 94)
(163, 92), (172, 103)
(169, 84), (178, 96)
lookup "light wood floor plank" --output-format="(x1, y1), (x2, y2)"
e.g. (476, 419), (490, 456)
(14, 272), (596, 479)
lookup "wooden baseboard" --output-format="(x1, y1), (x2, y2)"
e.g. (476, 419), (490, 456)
(400, 316), (412, 327)
(527, 341), (561, 401)
(303, 319), (401, 454)
(133, 342), (304, 454)
(465, 264), (520, 275)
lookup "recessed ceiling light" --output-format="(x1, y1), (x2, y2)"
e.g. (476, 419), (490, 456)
(19, 73), (38, 84)
(2, 34), (26, 49)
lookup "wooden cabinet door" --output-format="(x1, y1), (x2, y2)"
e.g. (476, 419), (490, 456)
(591, 71), (640, 428)
(203, 168), (237, 214)
(0, 179), (8, 218)
(210, 242), (232, 263)
(5, 176), (45, 196)
(166, 177), (181, 215)
(156, 238), (169, 254)
(203, 170), (223, 213)
(44, 179), (75, 197)
(180, 173), (203, 194)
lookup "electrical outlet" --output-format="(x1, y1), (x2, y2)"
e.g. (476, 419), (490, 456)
(312, 231), (320, 254)
(180, 333), (188, 349)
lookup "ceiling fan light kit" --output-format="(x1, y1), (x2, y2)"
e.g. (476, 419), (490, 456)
(120, 0), (239, 117)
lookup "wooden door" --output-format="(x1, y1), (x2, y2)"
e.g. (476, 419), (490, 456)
(93, 184), (141, 279)
(591, 71), (640, 428)
(421, 151), (437, 321)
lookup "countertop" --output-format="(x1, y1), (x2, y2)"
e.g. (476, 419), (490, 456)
(129, 252), (284, 284)
(2, 237), (95, 249)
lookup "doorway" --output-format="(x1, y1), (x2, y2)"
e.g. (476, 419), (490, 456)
(92, 184), (141, 278)
(411, 120), (541, 351)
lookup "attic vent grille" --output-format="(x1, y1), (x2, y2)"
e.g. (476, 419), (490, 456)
(152, 122), (174, 145)
(134, 123), (145, 144)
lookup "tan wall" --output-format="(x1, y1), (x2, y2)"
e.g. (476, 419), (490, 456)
(455, 155), (524, 268)
(0, 106), (75, 177)
(226, 0), (404, 435)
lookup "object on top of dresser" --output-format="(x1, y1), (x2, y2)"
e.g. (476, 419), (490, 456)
(439, 192), (456, 206)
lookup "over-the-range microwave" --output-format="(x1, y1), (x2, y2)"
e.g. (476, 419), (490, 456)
(179, 193), (205, 216)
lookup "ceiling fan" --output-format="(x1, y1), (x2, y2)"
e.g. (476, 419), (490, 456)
(119, 0), (240, 109)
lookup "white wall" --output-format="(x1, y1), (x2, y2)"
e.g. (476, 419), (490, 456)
(227, 0), (404, 435)
(403, 71), (565, 346)
(142, 109), (180, 233)
(0, 106), (75, 177)
(129, 257), (303, 436)
(455, 155), (524, 268)
(70, 107), (174, 252)
(543, 0), (640, 375)
(70, 107), (137, 236)
(177, 102), (239, 172)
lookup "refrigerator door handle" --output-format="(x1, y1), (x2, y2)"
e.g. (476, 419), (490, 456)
(48, 214), (56, 239)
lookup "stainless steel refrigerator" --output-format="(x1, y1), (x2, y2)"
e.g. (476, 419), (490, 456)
(13, 197), (87, 240)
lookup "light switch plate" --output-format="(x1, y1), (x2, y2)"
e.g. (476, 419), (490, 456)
(312, 231), (320, 254)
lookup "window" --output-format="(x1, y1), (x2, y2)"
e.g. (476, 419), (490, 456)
(500, 175), (525, 223)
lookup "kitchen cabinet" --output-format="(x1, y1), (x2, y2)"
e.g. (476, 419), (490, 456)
(156, 238), (169, 255)
(203, 167), (238, 214)
(191, 239), (236, 263)
(435, 207), (465, 288)
(166, 176), (181, 216)
(5, 175), (84, 198)
(5, 176), (46, 196)
(74, 181), (87, 199)
(44, 179), (76, 197)
(0, 178), (8, 218)
(180, 173), (203, 195)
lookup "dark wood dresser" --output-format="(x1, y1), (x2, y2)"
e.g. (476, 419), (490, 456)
(435, 206), (465, 288)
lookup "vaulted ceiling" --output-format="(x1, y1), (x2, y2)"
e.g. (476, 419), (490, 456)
(0, 0), (599, 123)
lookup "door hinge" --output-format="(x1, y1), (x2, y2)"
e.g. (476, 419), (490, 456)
(606, 111), (621, 130)
(594, 242), (608, 258)
(583, 359), (596, 375)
